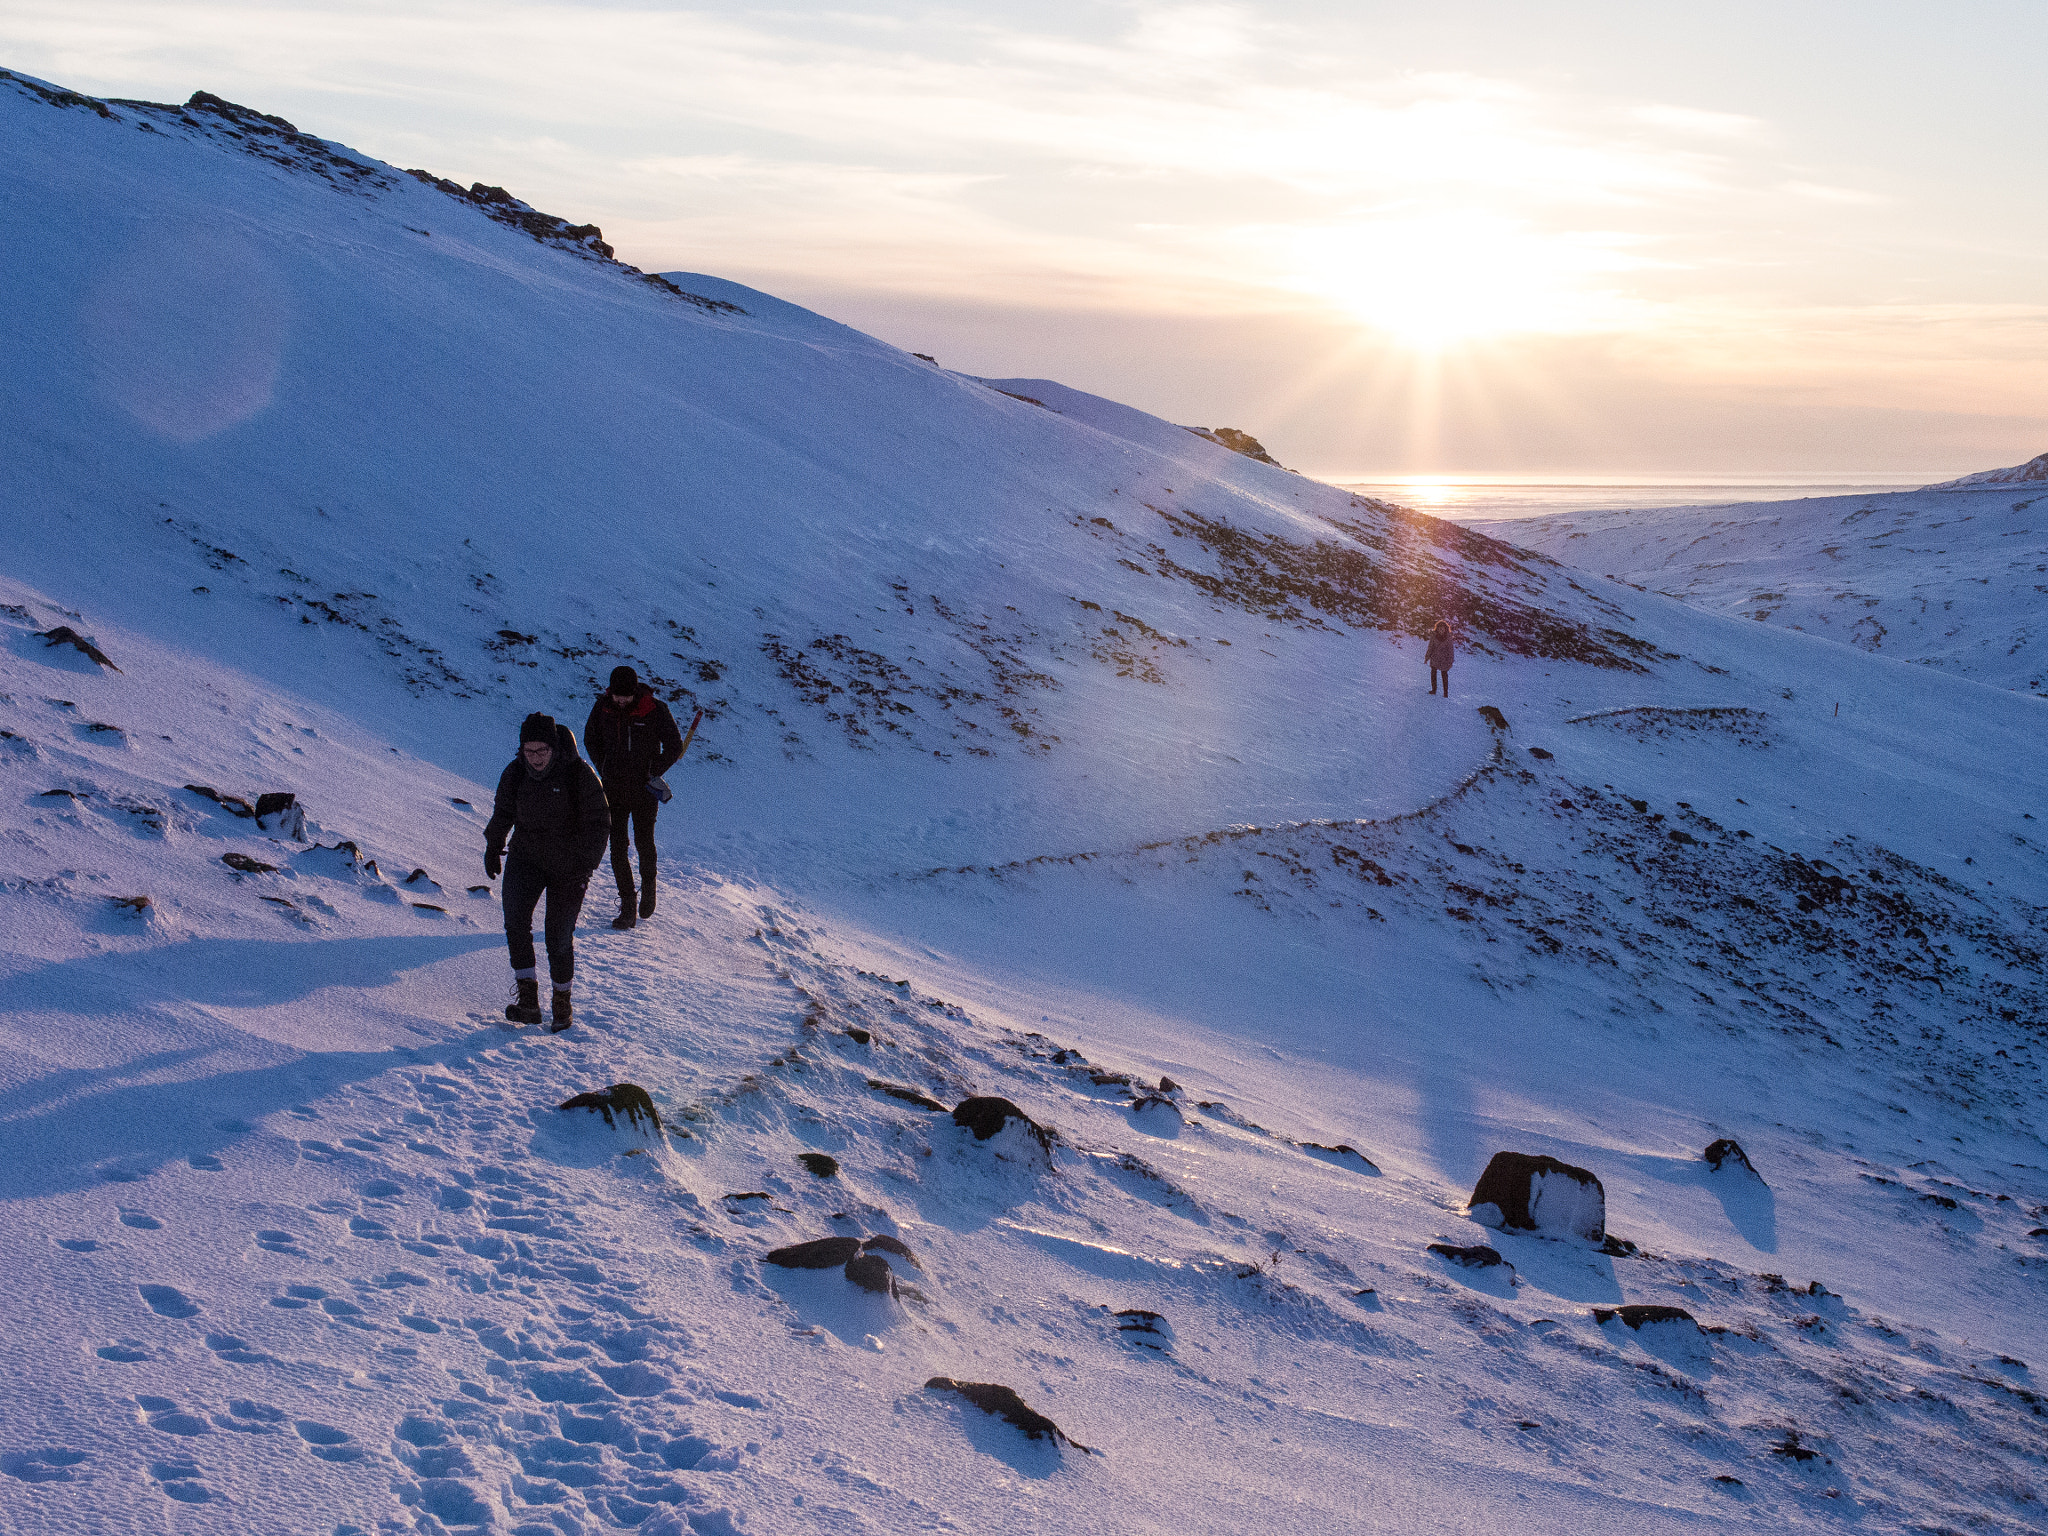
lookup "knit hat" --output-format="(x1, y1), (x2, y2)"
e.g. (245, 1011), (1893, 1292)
(520, 711), (557, 745)
(607, 665), (639, 693)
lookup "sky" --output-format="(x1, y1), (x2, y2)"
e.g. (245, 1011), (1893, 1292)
(6, 0), (2045, 479)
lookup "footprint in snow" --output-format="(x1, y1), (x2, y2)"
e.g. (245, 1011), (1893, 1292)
(213, 1399), (286, 1433)
(294, 1420), (363, 1461)
(96, 1339), (150, 1361)
(188, 1154), (225, 1172)
(204, 1332), (272, 1364)
(254, 1229), (302, 1253)
(136, 1397), (210, 1436)
(56, 1238), (99, 1252)
(118, 1210), (163, 1230)
(270, 1284), (327, 1309)
(147, 1455), (212, 1503)
(0, 1447), (89, 1483)
(137, 1284), (199, 1318)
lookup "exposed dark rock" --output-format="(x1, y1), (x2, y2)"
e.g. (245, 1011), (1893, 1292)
(38, 788), (80, 799)
(1469, 1151), (1606, 1242)
(39, 626), (119, 670)
(797, 1152), (839, 1178)
(255, 793), (306, 840)
(924, 1378), (1088, 1450)
(1158, 1075), (1180, 1093)
(844, 1253), (895, 1294)
(1428, 1242), (1510, 1270)
(866, 1079), (946, 1111)
(1771, 1431), (1819, 1462)
(952, 1095), (1051, 1151)
(1115, 1309), (1172, 1347)
(110, 895), (151, 913)
(185, 784), (256, 817)
(1594, 1304), (1697, 1329)
(843, 1027), (871, 1044)
(1601, 1234), (1642, 1258)
(1477, 705), (1510, 731)
(723, 1191), (771, 1203)
(861, 1234), (919, 1267)
(763, 1236), (861, 1269)
(1130, 1094), (1182, 1119)
(1302, 1142), (1381, 1173)
(556, 1082), (662, 1135)
(1188, 426), (1283, 468)
(1704, 1138), (1762, 1180)
(221, 852), (276, 874)
(1529, 746), (1553, 759)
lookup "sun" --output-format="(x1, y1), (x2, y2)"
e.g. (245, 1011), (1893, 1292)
(1282, 212), (1638, 350)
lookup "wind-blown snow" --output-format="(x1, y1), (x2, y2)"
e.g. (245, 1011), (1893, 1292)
(3, 70), (2047, 1535)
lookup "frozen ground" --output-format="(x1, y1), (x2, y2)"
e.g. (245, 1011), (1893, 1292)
(3, 69), (2046, 1535)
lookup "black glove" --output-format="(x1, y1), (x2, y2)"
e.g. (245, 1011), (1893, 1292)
(484, 846), (502, 880)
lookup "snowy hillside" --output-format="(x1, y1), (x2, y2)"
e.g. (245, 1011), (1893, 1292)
(1468, 469), (2048, 696)
(4, 70), (2047, 1536)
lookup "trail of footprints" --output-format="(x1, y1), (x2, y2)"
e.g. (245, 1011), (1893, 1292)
(25, 1039), (767, 1533)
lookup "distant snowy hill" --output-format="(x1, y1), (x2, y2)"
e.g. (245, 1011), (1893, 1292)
(1470, 473), (2048, 695)
(4, 70), (2047, 1536)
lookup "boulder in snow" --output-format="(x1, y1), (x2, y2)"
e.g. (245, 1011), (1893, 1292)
(865, 1079), (946, 1111)
(844, 1253), (895, 1294)
(953, 1095), (1051, 1152)
(1477, 705), (1510, 731)
(186, 784), (256, 818)
(221, 851), (276, 874)
(797, 1152), (839, 1178)
(1428, 1242), (1511, 1270)
(556, 1082), (662, 1135)
(1468, 1151), (1606, 1243)
(763, 1236), (862, 1270)
(1115, 1308), (1174, 1348)
(254, 792), (307, 840)
(39, 625), (118, 670)
(924, 1378), (1088, 1451)
(1594, 1304), (1697, 1331)
(1704, 1138), (1762, 1180)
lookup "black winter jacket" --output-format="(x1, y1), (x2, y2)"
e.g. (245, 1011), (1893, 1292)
(484, 723), (611, 878)
(583, 688), (685, 802)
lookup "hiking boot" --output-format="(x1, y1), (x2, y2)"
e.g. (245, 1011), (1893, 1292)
(549, 989), (573, 1032)
(505, 977), (543, 1025)
(639, 878), (656, 919)
(611, 906), (636, 930)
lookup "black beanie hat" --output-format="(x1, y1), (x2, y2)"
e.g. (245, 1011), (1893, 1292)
(520, 711), (557, 745)
(608, 665), (639, 693)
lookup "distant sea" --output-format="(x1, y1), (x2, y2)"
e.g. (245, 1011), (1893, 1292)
(1332, 475), (1939, 523)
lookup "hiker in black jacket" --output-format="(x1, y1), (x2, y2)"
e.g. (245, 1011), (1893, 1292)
(1425, 620), (1455, 697)
(484, 712), (610, 1030)
(583, 665), (684, 930)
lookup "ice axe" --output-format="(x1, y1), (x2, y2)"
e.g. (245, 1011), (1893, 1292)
(648, 708), (704, 805)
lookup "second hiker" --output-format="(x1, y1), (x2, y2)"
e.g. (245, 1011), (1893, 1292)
(584, 665), (685, 930)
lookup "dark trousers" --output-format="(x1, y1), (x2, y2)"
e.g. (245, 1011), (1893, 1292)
(608, 797), (657, 900)
(502, 856), (589, 985)
(1430, 668), (1450, 696)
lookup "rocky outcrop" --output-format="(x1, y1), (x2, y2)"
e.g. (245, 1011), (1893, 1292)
(952, 1095), (1051, 1152)
(796, 1152), (839, 1178)
(557, 1083), (662, 1135)
(1186, 426), (1284, 468)
(1704, 1138), (1762, 1180)
(924, 1379), (1088, 1450)
(1468, 1152), (1606, 1243)
(1428, 1242), (1510, 1270)
(39, 627), (118, 670)
(1594, 1304), (1697, 1330)
(866, 1080), (947, 1111)
(763, 1236), (861, 1270)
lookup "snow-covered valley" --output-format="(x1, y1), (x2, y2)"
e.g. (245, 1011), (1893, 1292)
(1470, 462), (2048, 697)
(3, 70), (2046, 1536)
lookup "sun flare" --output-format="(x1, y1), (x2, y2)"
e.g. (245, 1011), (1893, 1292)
(1282, 213), (1644, 350)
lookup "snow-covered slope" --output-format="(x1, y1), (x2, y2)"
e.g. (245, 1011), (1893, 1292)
(4, 70), (2047, 1536)
(1469, 476), (2048, 696)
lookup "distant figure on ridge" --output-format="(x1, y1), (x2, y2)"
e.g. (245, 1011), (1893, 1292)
(1425, 620), (1455, 698)
(484, 712), (610, 1030)
(584, 665), (685, 931)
